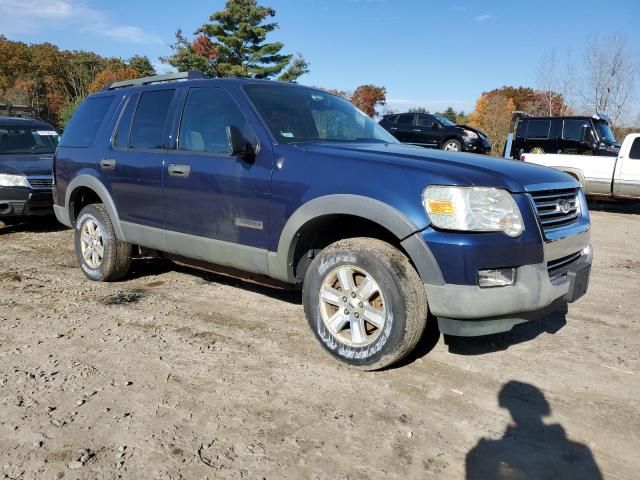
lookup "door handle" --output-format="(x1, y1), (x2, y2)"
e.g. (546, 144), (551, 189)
(390, 127), (398, 131)
(412, 129), (422, 132)
(100, 158), (116, 169)
(168, 164), (191, 177)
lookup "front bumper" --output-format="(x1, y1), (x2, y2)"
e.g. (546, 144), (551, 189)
(426, 230), (592, 336)
(0, 186), (53, 217)
(463, 138), (491, 154)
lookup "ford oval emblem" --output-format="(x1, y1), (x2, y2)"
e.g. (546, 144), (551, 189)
(558, 199), (571, 214)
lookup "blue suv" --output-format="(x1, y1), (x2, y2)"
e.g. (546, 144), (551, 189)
(53, 72), (592, 369)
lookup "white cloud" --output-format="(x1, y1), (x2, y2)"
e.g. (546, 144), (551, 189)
(0, 0), (162, 44)
(475, 14), (493, 22)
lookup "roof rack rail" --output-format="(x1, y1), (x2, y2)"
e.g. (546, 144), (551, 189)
(104, 71), (207, 91)
(0, 103), (39, 118)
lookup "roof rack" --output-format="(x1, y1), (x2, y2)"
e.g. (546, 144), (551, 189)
(104, 71), (207, 91)
(0, 103), (39, 118)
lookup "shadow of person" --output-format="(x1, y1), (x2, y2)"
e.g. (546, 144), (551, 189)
(466, 381), (602, 480)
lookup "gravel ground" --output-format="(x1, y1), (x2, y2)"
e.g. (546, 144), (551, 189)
(1, 202), (639, 479)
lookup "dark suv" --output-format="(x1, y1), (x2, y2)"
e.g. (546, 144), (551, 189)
(379, 112), (491, 153)
(53, 72), (592, 370)
(510, 115), (620, 158)
(0, 116), (58, 224)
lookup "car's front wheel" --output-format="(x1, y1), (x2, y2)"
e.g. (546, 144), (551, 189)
(442, 139), (462, 152)
(74, 204), (132, 281)
(303, 238), (428, 370)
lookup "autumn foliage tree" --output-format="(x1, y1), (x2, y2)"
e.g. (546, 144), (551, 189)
(0, 36), (154, 128)
(469, 93), (515, 155)
(163, 0), (309, 82)
(87, 67), (143, 94)
(350, 85), (386, 117)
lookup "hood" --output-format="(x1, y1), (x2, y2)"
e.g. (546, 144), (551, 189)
(457, 125), (488, 138)
(0, 154), (54, 177)
(300, 142), (578, 193)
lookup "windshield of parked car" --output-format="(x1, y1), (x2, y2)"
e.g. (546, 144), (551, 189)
(244, 85), (398, 144)
(595, 121), (617, 143)
(0, 125), (59, 154)
(432, 114), (456, 127)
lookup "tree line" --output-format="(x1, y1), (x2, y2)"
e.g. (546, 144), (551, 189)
(0, 0), (637, 150)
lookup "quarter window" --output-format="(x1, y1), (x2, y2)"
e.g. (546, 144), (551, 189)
(59, 95), (115, 148)
(129, 89), (174, 150)
(178, 87), (248, 154)
(526, 120), (551, 139)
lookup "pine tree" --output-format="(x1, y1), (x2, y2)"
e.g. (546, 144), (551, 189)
(162, 0), (309, 82)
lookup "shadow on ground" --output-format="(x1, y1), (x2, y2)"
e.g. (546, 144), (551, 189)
(445, 305), (567, 356)
(588, 199), (640, 215)
(466, 380), (602, 479)
(0, 215), (66, 235)
(127, 257), (303, 305)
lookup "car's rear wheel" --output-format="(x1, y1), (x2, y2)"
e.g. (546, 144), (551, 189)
(74, 204), (132, 281)
(303, 238), (428, 370)
(442, 139), (462, 152)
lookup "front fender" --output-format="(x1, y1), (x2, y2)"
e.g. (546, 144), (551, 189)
(268, 194), (443, 285)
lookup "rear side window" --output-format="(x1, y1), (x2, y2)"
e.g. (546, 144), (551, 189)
(384, 115), (398, 123)
(526, 120), (551, 139)
(396, 114), (414, 125)
(562, 119), (589, 141)
(112, 93), (139, 149)
(130, 89), (174, 150)
(515, 120), (526, 138)
(178, 87), (249, 154)
(630, 138), (640, 160)
(59, 96), (115, 148)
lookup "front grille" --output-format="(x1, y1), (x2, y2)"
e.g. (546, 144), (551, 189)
(27, 177), (53, 189)
(547, 251), (582, 280)
(530, 188), (580, 235)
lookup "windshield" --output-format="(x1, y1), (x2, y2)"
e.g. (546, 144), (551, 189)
(595, 121), (617, 144)
(244, 84), (398, 144)
(0, 126), (59, 154)
(432, 114), (456, 127)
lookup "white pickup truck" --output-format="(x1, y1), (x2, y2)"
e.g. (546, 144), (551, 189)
(521, 133), (640, 200)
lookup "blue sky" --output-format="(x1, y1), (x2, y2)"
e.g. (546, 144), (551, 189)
(2, 0), (639, 115)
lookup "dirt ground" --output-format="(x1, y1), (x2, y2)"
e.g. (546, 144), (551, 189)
(1, 202), (639, 480)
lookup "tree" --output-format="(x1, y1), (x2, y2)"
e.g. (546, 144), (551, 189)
(87, 67), (143, 94)
(350, 85), (386, 117)
(408, 107), (428, 113)
(162, 0), (309, 82)
(469, 93), (515, 155)
(128, 55), (156, 77)
(579, 34), (638, 128)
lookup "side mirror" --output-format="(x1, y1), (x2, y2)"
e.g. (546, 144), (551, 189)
(226, 125), (252, 159)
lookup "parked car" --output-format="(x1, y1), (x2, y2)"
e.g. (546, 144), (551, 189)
(520, 133), (640, 200)
(0, 116), (58, 225)
(53, 72), (592, 370)
(510, 114), (620, 158)
(379, 112), (491, 153)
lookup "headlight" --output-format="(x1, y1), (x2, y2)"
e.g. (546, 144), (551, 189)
(463, 130), (478, 140)
(423, 186), (524, 237)
(0, 174), (29, 188)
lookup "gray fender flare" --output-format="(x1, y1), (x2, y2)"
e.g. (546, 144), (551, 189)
(268, 194), (444, 285)
(64, 175), (125, 240)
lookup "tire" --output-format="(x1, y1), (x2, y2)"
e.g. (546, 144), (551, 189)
(74, 204), (132, 282)
(303, 238), (428, 370)
(442, 139), (462, 152)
